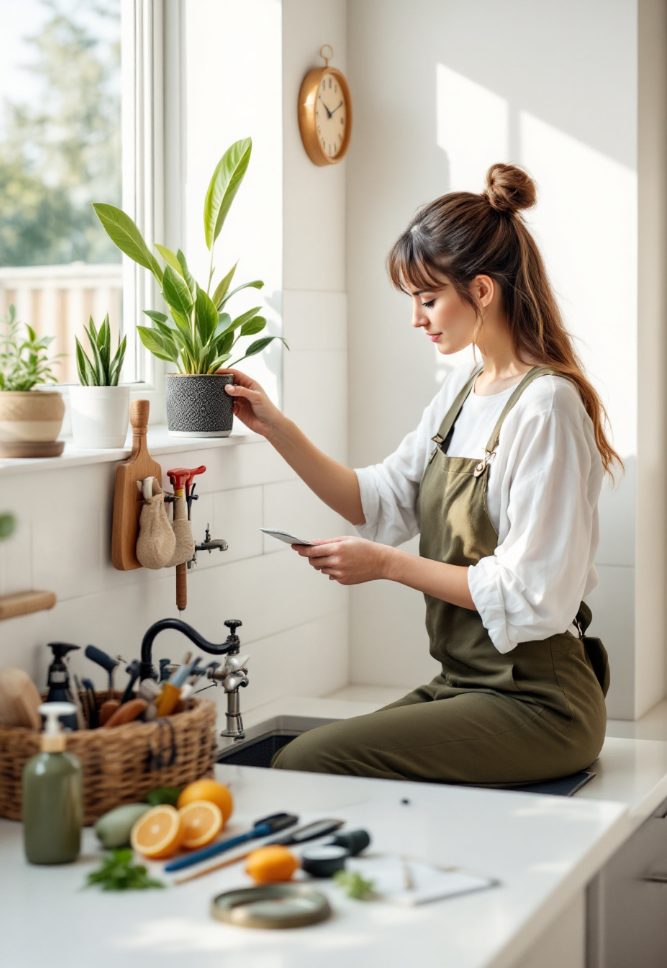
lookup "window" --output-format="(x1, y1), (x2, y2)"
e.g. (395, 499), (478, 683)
(0, 0), (170, 400)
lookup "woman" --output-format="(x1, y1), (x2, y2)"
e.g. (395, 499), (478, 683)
(224, 163), (616, 785)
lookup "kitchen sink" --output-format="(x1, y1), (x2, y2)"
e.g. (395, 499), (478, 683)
(216, 714), (336, 768)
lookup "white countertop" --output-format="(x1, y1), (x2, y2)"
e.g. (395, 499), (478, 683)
(5, 695), (667, 968)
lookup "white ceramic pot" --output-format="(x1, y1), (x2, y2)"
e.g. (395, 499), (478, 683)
(70, 385), (131, 449)
(0, 390), (65, 443)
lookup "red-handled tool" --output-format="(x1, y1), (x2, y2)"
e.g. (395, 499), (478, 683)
(166, 466), (206, 611)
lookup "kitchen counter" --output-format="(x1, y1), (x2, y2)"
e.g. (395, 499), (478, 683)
(5, 694), (667, 968)
(1, 760), (630, 968)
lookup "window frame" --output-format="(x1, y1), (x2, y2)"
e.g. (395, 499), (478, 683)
(121, 0), (181, 421)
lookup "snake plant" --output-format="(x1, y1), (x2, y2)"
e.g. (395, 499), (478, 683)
(75, 315), (127, 386)
(92, 138), (287, 375)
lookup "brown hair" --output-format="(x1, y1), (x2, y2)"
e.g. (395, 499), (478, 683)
(387, 163), (621, 478)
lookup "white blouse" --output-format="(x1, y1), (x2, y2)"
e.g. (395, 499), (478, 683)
(354, 362), (604, 654)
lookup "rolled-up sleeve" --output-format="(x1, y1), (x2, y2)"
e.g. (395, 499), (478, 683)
(468, 404), (601, 653)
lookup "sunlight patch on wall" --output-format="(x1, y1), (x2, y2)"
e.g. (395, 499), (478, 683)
(519, 110), (637, 457)
(436, 64), (509, 192)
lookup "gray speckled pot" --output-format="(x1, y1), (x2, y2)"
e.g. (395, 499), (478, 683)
(166, 374), (234, 437)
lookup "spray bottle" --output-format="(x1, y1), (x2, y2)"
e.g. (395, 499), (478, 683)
(22, 703), (83, 864)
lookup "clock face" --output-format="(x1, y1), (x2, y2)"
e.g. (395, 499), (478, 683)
(315, 72), (347, 160)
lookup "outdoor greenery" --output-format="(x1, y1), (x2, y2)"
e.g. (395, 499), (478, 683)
(0, 304), (61, 391)
(0, 1), (121, 266)
(93, 138), (287, 375)
(75, 314), (126, 386)
(0, 515), (16, 541)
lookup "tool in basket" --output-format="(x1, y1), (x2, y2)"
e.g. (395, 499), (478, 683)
(84, 645), (123, 726)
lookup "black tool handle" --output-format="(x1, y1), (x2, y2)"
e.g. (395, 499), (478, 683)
(271, 818), (344, 846)
(81, 678), (98, 728)
(121, 660), (142, 704)
(327, 829), (371, 856)
(84, 645), (119, 675)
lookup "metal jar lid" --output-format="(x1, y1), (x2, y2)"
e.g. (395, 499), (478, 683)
(211, 884), (332, 930)
(301, 844), (349, 878)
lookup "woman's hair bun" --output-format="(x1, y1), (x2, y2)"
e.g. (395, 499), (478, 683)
(483, 163), (536, 215)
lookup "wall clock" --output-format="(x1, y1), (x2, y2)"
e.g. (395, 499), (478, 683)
(298, 45), (352, 166)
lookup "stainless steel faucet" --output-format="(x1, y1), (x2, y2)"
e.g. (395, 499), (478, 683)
(203, 647), (249, 740)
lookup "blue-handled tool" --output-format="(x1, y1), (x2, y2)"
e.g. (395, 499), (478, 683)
(164, 812), (298, 873)
(81, 677), (98, 728)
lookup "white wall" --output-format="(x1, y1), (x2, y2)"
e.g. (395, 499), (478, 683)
(0, 0), (350, 717)
(346, 0), (662, 719)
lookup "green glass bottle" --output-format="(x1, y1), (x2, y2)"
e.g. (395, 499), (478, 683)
(22, 703), (83, 864)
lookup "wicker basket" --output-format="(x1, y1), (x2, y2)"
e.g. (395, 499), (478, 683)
(0, 692), (218, 825)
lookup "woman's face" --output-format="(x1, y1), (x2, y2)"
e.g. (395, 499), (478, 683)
(409, 278), (479, 355)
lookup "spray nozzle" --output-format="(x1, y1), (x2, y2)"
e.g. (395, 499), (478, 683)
(47, 643), (80, 662)
(38, 703), (77, 752)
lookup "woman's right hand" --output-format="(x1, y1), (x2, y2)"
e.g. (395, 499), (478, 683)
(220, 368), (285, 439)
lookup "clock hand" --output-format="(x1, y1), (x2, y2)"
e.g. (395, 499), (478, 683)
(322, 102), (333, 119)
(330, 101), (344, 116)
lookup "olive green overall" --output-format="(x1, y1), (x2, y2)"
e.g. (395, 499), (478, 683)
(273, 367), (609, 784)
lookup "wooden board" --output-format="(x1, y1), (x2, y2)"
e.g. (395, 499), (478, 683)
(111, 400), (162, 570)
(0, 590), (57, 621)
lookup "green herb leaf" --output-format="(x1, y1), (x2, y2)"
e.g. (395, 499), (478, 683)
(85, 849), (165, 892)
(145, 786), (182, 807)
(332, 870), (375, 900)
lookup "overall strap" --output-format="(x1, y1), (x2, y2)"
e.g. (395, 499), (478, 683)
(484, 365), (562, 456)
(432, 366), (482, 450)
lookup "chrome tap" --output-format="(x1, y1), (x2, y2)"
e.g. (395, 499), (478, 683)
(139, 617), (249, 740)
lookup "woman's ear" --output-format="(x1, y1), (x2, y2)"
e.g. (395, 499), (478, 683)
(471, 275), (496, 309)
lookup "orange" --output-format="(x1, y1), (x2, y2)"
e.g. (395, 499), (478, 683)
(130, 805), (183, 859)
(179, 800), (223, 850)
(177, 779), (233, 825)
(246, 845), (299, 885)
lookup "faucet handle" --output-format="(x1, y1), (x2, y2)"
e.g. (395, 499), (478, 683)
(224, 619), (242, 636)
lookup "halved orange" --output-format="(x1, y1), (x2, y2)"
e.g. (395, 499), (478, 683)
(130, 805), (183, 859)
(177, 779), (233, 825)
(179, 800), (223, 850)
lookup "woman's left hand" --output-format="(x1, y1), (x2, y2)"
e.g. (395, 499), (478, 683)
(292, 536), (392, 585)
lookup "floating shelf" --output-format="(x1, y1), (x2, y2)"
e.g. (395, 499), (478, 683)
(0, 590), (57, 622)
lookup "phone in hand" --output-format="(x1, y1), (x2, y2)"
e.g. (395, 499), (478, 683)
(260, 528), (314, 546)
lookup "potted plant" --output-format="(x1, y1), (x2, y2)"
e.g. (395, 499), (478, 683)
(92, 137), (286, 437)
(70, 314), (129, 448)
(0, 305), (65, 458)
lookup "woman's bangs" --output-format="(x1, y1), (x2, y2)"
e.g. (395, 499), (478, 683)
(388, 234), (444, 293)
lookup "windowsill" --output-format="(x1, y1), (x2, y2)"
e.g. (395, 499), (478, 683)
(0, 425), (264, 476)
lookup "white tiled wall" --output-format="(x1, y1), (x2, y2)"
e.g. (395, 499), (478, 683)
(0, 437), (349, 718)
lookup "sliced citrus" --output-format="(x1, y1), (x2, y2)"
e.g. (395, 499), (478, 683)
(130, 804), (183, 859)
(179, 800), (223, 849)
(246, 845), (299, 884)
(177, 779), (233, 825)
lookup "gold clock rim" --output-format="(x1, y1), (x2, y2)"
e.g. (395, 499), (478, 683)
(298, 66), (353, 167)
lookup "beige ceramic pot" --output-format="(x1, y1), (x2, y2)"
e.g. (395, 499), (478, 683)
(0, 391), (65, 443)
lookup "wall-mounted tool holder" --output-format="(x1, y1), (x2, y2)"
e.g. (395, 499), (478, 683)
(111, 400), (162, 571)
(0, 590), (57, 622)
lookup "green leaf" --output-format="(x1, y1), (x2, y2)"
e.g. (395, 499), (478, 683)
(143, 310), (169, 325)
(240, 315), (266, 337)
(155, 244), (184, 276)
(194, 286), (219, 345)
(212, 263), (237, 309)
(137, 326), (179, 364)
(85, 849), (165, 892)
(229, 335), (289, 367)
(206, 353), (232, 374)
(98, 315), (111, 381)
(219, 279), (264, 310)
(176, 250), (196, 295)
(226, 306), (262, 335)
(75, 337), (98, 386)
(92, 204), (163, 283)
(203, 138), (252, 250)
(88, 327), (106, 384)
(109, 334), (127, 387)
(162, 265), (194, 321)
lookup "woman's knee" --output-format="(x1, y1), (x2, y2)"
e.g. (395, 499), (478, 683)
(271, 723), (351, 774)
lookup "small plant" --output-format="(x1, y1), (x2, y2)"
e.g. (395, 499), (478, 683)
(75, 314), (127, 386)
(84, 849), (165, 892)
(333, 870), (375, 900)
(93, 137), (287, 375)
(0, 304), (61, 391)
